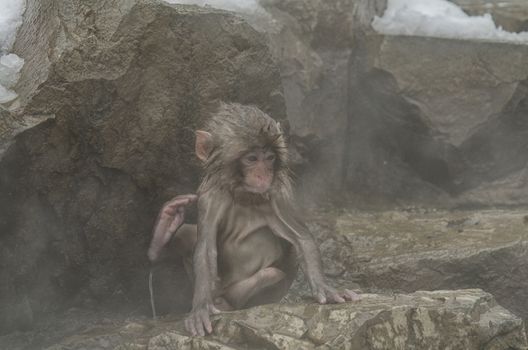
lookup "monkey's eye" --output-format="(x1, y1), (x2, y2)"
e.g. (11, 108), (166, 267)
(266, 154), (276, 161)
(246, 155), (258, 162)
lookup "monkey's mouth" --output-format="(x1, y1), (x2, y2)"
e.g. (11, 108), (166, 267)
(243, 183), (271, 194)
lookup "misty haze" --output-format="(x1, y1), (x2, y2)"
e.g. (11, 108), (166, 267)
(2, 0), (528, 349)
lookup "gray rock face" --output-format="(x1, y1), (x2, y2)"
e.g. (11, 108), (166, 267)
(263, 0), (528, 206)
(3, 0), (528, 345)
(308, 208), (528, 323)
(451, 0), (528, 33)
(351, 34), (528, 205)
(261, 0), (388, 202)
(0, 0), (285, 332)
(40, 290), (526, 350)
(0, 107), (54, 159)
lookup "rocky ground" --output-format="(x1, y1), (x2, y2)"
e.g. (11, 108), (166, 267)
(3, 0), (528, 348)
(308, 206), (528, 322)
(0, 0), (285, 333)
(12, 290), (528, 350)
(2, 207), (528, 349)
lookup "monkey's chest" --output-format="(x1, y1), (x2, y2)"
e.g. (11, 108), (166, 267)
(217, 206), (286, 287)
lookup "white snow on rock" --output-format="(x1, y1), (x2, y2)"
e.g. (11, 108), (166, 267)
(163, 0), (275, 33)
(164, 0), (262, 14)
(372, 0), (528, 43)
(0, 0), (26, 104)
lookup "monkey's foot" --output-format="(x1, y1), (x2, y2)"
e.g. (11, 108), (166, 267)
(213, 297), (234, 311)
(344, 289), (361, 302)
(225, 267), (286, 309)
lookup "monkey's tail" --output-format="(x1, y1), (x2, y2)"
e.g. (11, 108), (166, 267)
(149, 269), (157, 320)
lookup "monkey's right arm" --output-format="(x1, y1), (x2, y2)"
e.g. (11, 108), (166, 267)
(148, 194), (197, 262)
(185, 192), (224, 336)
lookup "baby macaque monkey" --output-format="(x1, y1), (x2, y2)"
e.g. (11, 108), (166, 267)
(148, 103), (359, 336)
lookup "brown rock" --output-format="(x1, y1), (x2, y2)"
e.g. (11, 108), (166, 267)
(0, 0), (285, 332)
(262, 0), (528, 206)
(312, 208), (528, 323)
(43, 290), (527, 350)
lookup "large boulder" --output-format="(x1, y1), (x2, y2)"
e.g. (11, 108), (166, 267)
(260, 0), (388, 202)
(451, 0), (528, 33)
(262, 0), (528, 207)
(0, 0), (285, 332)
(305, 207), (528, 323)
(349, 34), (528, 205)
(0, 105), (53, 159)
(34, 290), (527, 350)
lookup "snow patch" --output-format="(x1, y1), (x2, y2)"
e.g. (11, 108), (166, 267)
(164, 0), (262, 14)
(163, 0), (275, 32)
(372, 0), (528, 44)
(0, 0), (25, 104)
(0, 53), (24, 103)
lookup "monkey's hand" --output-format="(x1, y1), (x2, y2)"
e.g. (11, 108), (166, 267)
(148, 194), (198, 262)
(185, 302), (220, 336)
(313, 283), (360, 304)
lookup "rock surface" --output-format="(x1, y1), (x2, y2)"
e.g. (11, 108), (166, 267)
(351, 34), (528, 205)
(0, 0), (285, 332)
(452, 0), (528, 33)
(3, 0), (528, 346)
(262, 0), (528, 206)
(32, 290), (527, 350)
(260, 0), (388, 202)
(0, 107), (54, 159)
(305, 207), (528, 323)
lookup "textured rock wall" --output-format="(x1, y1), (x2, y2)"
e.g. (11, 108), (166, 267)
(312, 208), (528, 321)
(349, 34), (528, 206)
(0, 0), (285, 332)
(263, 0), (528, 207)
(260, 0), (388, 204)
(451, 0), (528, 32)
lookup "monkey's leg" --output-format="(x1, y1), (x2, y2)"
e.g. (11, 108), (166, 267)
(171, 225), (236, 312)
(224, 267), (286, 309)
(245, 246), (298, 308)
(167, 224), (197, 277)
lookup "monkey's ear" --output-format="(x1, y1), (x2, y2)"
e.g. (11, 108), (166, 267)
(195, 130), (213, 162)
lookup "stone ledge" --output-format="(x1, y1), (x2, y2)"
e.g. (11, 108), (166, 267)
(46, 289), (527, 350)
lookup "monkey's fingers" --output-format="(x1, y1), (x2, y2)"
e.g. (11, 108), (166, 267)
(162, 202), (189, 216)
(185, 317), (197, 336)
(315, 292), (327, 304)
(344, 289), (361, 302)
(329, 292), (346, 304)
(168, 209), (184, 233)
(193, 313), (205, 337)
(192, 310), (212, 336)
(316, 285), (347, 304)
(162, 195), (197, 215)
(201, 312), (213, 334)
(167, 194), (198, 207)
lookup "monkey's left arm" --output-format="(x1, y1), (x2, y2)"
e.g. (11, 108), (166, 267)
(270, 198), (359, 304)
(185, 192), (226, 336)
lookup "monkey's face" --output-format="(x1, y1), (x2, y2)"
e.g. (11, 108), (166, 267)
(240, 147), (276, 194)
